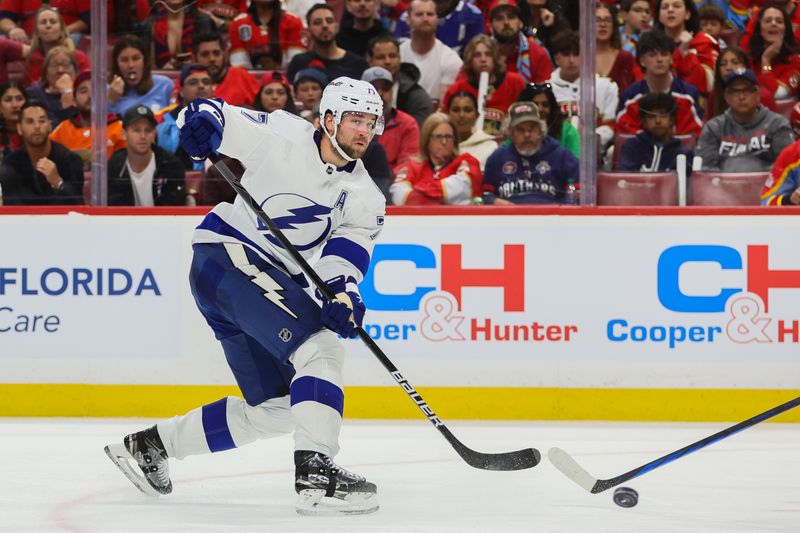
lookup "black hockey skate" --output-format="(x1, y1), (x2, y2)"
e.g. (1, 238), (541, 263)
(104, 425), (172, 496)
(294, 450), (379, 515)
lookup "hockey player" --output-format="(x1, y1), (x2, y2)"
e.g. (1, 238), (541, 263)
(104, 77), (386, 515)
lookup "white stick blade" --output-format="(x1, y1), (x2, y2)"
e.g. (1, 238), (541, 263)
(547, 448), (597, 492)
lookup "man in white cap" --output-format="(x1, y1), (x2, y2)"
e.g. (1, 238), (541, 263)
(105, 78), (386, 515)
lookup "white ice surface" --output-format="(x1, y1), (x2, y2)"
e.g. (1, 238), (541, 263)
(2, 418), (798, 533)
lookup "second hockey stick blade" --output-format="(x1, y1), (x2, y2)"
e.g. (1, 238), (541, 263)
(209, 154), (541, 471)
(548, 395), (800, 493)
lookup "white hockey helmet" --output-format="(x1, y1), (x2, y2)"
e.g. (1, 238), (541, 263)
(319, 77), (385, 161)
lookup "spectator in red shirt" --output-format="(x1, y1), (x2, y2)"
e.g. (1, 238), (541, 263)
(443, 34), (526, 137)
(653, 0), (718, 94)
(616, 29), (705, 137)
(750, 2), (800, 99)
(0, 80), (25, 161)
(193, 31), (258, 107)
(740, 0), (800, 52)
(253, 70), (298, 115)
(596, 3), (641, 93)
(24, 6), (89, 86)
(489, 1), (552, 85)
(362, 65), (420, 173)
(0, 0), (89, 43)
(228, 0), (307, 69)
(391, 112), (482, 205)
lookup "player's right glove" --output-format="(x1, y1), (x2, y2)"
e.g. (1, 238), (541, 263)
(319, 275), (365, 339)
(177, 98), (225, 160)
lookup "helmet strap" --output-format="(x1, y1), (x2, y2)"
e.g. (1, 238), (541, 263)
(325, 116), (356, 162)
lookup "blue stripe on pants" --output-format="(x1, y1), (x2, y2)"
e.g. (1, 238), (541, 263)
(202, 398), (237, 452)
(290, 376), (344, 417)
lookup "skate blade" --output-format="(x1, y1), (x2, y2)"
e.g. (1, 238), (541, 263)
(296, 489), (379, 516)
(104, 443), (162, 497)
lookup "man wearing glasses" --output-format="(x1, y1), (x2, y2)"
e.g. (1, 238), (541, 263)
(482, 101), (578, 205)
(619, 0), (652, 54)
(697, 68), (793, 172)
(156, 65), (216, 171)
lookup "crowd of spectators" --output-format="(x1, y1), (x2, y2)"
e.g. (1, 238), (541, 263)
(1, 0), (800, 207)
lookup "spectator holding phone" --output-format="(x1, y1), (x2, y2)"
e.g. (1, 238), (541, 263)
(150, 0), (215, 69)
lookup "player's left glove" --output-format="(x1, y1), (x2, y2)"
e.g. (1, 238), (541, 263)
(177, 98), (225, 160)
(319, 275), (365, 339)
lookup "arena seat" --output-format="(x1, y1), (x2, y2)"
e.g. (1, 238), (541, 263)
(597, 171), (678, 206)
(184, 170), (204, 206)
(611, 133), (636, 170)
(688, 171), (767, 205)
(83, 171), (92, 205)
(7, 61), (25, 83)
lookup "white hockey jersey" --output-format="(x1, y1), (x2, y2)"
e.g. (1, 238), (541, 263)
(548, 69), (619, 148)
(191, 103), (386, 287)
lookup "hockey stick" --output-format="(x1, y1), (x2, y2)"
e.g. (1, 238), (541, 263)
(549, 395), (800, 493)
(208, 154), (541, 471)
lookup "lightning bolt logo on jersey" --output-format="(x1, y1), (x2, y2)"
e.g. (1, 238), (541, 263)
(191, 103), (386, 289)
(256, 194), (333, 252)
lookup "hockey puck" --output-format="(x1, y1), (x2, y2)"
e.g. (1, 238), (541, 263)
(613, 486), (639, 508)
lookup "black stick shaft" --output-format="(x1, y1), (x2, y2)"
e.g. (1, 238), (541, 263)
(593, 395), (800, 493)
(208, 154), (540, 471)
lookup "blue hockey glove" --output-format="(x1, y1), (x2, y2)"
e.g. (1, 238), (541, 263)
(319, 276), (365, 339)
(177, 98), (225, 160)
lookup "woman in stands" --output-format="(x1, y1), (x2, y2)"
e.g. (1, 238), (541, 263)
(596, 3), (641, 93)
(706, 47), (777, 120)
(515, 0), (571, 51)
(446, 91), (498, 171)
(253, 70), (298, 115)
(442, 35), (526, 137)
(0, 81), (25, 162)
(24, 7), (90, 87)
(24, 46), (82, 127)
(228, 0), (306, 70)
(390, 112), (482, 206)
(516, 82), (580, 157)
(653, 0), (718, 94)
(149, 0), (215, 69)
(749, 2), (800, 99)
(107, 35), (174, 116)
